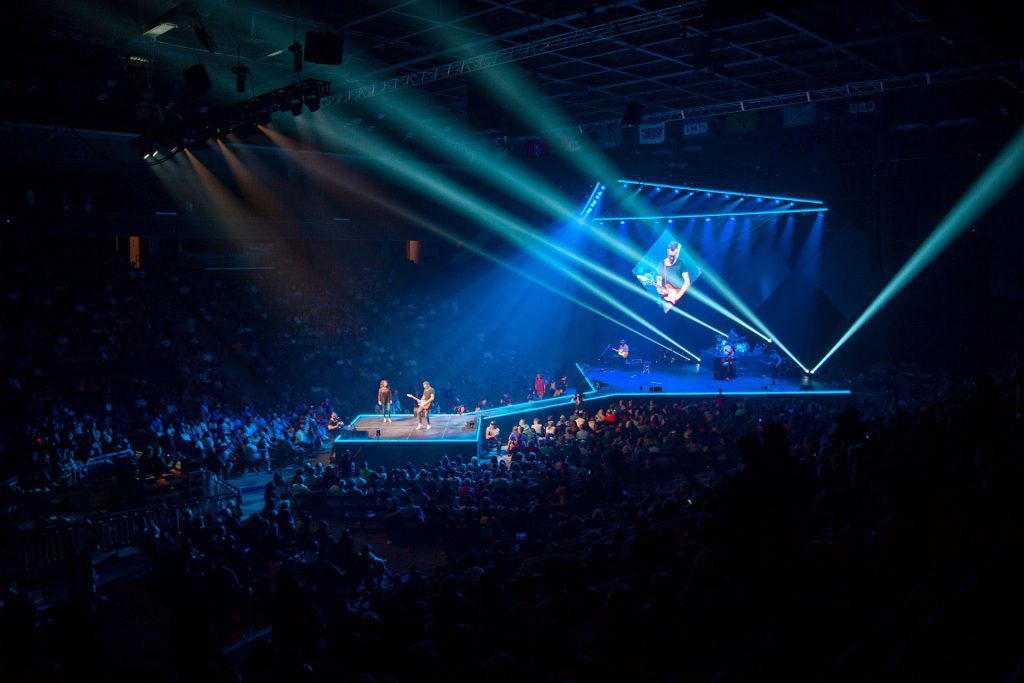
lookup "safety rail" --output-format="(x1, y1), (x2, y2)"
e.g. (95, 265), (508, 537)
(84, 448), (136, 478)
(6, 470), (241, 575)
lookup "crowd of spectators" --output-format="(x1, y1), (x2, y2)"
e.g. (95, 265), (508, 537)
(3, 365), (1021, 680)
(2, 243), (1022, 680)
(0, 244), (570, 490)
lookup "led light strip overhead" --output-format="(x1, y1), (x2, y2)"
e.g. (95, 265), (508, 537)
(617, 179), (825, 205)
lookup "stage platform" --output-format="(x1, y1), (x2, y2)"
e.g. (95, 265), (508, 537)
(349, 413), (480, 442)
(581, 362), (849, 396)
(336, 413), (481, 465)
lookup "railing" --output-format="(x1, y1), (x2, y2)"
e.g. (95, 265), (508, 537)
(6, 469), (242, 575)
(84, 448), (136, 478)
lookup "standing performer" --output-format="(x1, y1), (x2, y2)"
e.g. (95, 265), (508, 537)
(766, 349), (783, 386)
(407, 381), (434, 430)
(377, 380), (393, 423)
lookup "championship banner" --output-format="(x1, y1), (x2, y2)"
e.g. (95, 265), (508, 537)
(727, 110), (758, 134)
(783, 102), (816, 127)
(639, 122), (666, 144)
(599, 122), (621, 148)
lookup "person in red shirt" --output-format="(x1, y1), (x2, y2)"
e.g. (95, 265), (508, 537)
(534, 373), (546, 399)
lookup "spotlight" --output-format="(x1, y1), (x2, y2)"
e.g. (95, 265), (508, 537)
(305, 94), (320, 112)
(232, 63), (249, 93)
(289, 98), (303, 116)
(257, 109), (271, 125)
(190, 12), (217, 53)
(289, 40), (303, 72)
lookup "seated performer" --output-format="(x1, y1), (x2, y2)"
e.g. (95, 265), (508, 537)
(722, 344), (736, 381)
(377, 379), (393, 423)
(408, 381), (434, 430)
(615, 339), (630, 365)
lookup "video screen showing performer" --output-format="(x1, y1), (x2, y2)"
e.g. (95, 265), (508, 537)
(633, 230), (702, 313)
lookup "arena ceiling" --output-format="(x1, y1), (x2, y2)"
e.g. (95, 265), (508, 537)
(1, 0), (1020, 137)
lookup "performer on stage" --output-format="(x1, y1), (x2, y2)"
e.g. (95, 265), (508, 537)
(409, 381), (434, 430)
(327, 412), (343, 437)
(657, 241), (691, 311)
(722, 344), (736, 381)
(615, 339), (630, 359)
(766, 348), (783, 386)
(377, 379), (393, 423)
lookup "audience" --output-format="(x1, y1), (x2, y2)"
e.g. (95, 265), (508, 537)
(1, 247), (1021, 681)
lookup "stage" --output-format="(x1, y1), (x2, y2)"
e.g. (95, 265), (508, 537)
(581, 361), (848, 396)
(349, 413), (480, 441)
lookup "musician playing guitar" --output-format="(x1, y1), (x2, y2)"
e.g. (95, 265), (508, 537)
(407, 381), (434, 430)
(635, 241), (691, 313)
(615, 340), (630, 359)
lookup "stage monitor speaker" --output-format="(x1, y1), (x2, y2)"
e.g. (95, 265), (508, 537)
(622, 101), (645, 126)
(183, 64), (212, 96)
(305, 31), (345, 65)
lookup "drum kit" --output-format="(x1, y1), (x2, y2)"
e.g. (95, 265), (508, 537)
(712, 334), (749, 357)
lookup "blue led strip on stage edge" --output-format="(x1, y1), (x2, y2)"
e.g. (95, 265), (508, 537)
(595, 390), (851, 399)
(598, 207), (828, 221)
(618, 179), (825, 205)
(576, 362), (598, 393)
(340, 414), (484, 443)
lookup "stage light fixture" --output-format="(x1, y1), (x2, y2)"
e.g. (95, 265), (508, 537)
(305, 94), (320, 112)
(289, 98), (303, 116)
(232, 63), (249, 93)
(144, 21), (177, 38)
(289, 40), (303, 72)
(190, 12), (217, 53)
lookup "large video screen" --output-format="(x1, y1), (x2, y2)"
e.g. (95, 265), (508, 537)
(632, 229), (702, 313)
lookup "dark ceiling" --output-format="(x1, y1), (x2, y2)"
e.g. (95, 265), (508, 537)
(1, 0), (1020, 137)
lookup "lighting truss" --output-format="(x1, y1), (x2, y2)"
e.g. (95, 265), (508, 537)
(617, 179), (824, 205)
(599, 207), (827, 222)
(321, 2), (704, 107)
(135, 78), (332, 160)
(561, 62), (1021, 135)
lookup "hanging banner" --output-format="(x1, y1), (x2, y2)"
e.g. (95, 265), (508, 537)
(599, 122), (621, 147)
(681, 118), (711, 138)
(639, 122), (666, 144)
(727, 110), (758, 134)
(783, 102), (817, 127)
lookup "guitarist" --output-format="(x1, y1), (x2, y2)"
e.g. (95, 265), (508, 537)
(658, 241), (691, 311)
(409, 380), (434, 430)
(615, 339), (630, 364)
